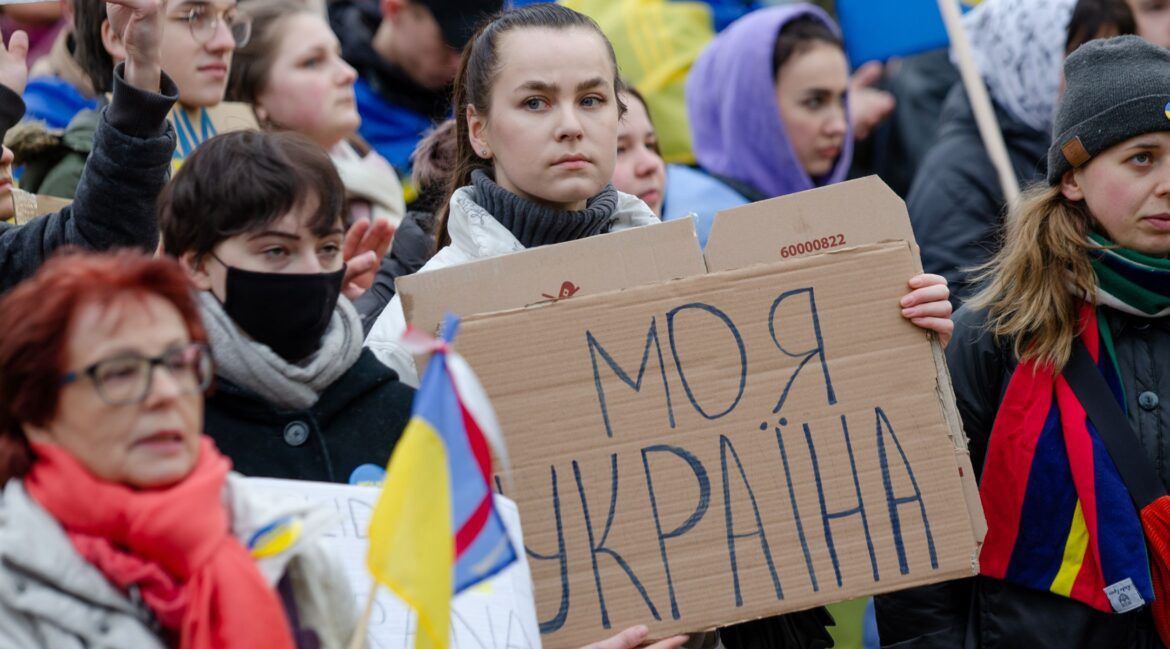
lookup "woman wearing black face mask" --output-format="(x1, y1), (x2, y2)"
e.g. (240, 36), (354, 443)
(159, 130), (413, 483)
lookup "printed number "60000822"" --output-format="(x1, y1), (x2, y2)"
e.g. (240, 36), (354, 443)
(780, 234), (847, 258)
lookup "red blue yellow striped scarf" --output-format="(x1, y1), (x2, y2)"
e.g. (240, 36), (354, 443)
(978, 234), (1170, 612)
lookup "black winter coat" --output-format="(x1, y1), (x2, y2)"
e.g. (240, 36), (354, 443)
(204, 349), (414, 483)
(906, 85), (1050, 307)
(875, 305), (1170, 648)
(0, 66), (177, 293)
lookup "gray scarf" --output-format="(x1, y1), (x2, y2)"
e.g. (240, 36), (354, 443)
(199, 291), (364, 410)
(471, 169), (618, 248)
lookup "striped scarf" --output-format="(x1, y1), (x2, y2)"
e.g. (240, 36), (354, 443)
(978, 234), (1170, 612)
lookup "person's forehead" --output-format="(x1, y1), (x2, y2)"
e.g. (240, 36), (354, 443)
(67, 295), (187, 367)
(496, 29), (614, 86)
(282, 13), (337, 45)
(776, 43), (849, 89)
(170, 0), (238, 11)
(239, 203), (343, 238)
(618, 99), (653, 135)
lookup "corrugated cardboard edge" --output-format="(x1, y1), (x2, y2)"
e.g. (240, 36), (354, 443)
(397, 217), (703, 326)
(399, 217), (705, 376)
(932, 337), (988, 568)
(704, 176), (922, 272)
(465, 239), (929, 332)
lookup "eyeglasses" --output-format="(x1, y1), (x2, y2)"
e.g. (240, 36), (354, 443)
(60, 343), (213, 406)
(177, 5), (252, 48)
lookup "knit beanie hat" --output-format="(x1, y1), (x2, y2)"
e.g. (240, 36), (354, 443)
(1047, 35), (1170, 184)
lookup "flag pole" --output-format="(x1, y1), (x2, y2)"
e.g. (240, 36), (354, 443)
(347, 583), (379, 649)
(936, 0), (1021, 207)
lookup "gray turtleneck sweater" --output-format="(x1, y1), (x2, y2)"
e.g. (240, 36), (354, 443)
(471, 169), (619, 248)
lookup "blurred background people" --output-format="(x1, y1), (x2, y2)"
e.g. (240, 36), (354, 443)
(229, 0), (406, 231)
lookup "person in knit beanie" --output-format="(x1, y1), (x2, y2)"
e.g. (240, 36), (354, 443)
(906, 0), (1137, 307)
(1048, 34), (1170, 183)
(875, 33), (1170, 649)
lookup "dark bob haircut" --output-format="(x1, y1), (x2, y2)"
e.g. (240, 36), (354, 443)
(159, 130), (346, 258)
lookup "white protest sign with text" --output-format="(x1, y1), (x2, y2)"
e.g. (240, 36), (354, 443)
(245, 479), (542, 649)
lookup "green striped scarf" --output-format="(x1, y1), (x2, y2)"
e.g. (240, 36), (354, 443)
(1089, 232), (1170, 318)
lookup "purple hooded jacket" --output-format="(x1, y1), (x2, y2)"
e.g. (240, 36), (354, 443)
(686, 4), (853, 200)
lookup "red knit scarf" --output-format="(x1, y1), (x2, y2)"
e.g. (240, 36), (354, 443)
(25, 437), (296, 649)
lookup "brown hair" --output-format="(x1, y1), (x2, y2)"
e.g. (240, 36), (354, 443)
(619, 85), (663, 158)
(1066, 0), (1136, 54)
(771, 14), (843, 79)
(159, 130), (345, 258)
(0, 251), (207, 484)
(72, 0), (116, 94)
(226, 0), (318, 110)
(968, 184), (1098, 371)
(435, 3), (626, 248)
(411, 119), (459, 215)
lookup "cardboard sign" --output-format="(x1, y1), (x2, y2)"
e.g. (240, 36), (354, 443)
(703, 176), (920, 272)
(396, 217), (705, 338)
(7, 193), (74, 226)
(168, 102), (258, 169)
(408, 178), (985, 647)
(702, 177), (985, 548)
(455, 243), (982, 647)
(244, 479), (542, 649)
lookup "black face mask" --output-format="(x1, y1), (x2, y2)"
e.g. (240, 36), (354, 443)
(217, 263), (346, 363)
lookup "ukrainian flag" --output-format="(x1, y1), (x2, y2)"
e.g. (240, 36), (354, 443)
(366, 316), (516, 649)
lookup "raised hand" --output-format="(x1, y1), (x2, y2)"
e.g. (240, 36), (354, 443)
(341, 217), (395, 300)
(0, 31), (29, 96)
(106, 0), (164, 92)
(848, 61), (896, 141)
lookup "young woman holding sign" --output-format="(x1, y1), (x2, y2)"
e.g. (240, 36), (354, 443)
(361, 5), (952, 647)
(876, 35), (1170, 649)
(364, 3), (954, 390)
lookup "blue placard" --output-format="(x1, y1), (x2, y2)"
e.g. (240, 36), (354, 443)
(836, 0), (978, 68)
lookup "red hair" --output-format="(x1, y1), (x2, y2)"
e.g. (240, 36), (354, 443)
(0, 250), (206, 484)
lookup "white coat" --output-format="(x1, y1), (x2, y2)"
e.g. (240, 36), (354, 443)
(364, 185), (659, 386)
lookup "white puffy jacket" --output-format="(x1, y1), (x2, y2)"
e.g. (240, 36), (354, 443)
(364, 185), (659, 386)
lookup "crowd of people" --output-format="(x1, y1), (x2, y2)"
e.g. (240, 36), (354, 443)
(0, 0), (1165, 647)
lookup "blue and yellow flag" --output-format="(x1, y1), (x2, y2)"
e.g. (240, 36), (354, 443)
(366, 315), (516, 649)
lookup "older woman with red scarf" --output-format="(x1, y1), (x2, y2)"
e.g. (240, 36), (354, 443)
(0, 251), (357, 648)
